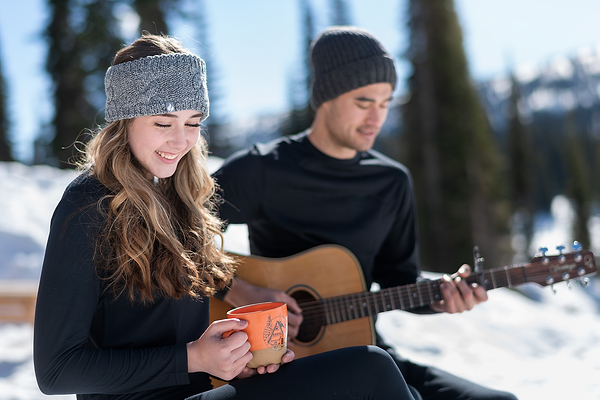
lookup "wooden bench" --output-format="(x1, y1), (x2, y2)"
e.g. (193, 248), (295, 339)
(0, 281), (38, 324)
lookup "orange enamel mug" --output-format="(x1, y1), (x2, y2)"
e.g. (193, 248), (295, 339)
(226, 302), (288, 368)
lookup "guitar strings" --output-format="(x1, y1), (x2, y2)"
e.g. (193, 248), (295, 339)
(292, 270), (576, 329)
(295, 284), (443, 326)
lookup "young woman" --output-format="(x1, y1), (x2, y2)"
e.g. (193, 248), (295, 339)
(33, 34), (416, 400)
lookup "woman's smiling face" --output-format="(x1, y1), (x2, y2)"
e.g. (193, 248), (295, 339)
(128, 109), (203, 178)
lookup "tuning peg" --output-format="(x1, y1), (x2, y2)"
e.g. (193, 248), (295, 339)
(556, 245), (566, 263)
(562, 272), (572, 289)
(538, 247), (549, 264)
(572, 241), (583, 262)
(545, 276), (557, 294)
(576, 268), (590, 287)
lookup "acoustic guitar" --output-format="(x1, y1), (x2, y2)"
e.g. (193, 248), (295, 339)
(210, 243), (597, 359)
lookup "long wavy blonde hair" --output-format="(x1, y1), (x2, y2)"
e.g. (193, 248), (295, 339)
(81, 34), (236, 301)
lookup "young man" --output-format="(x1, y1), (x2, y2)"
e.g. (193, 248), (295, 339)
(213, 26), (517, 400)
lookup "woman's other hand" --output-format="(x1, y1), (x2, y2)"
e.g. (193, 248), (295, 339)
(236, 349), (296, 379)
(186, 318), (252, 381)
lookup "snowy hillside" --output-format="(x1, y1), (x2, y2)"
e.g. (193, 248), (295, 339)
(478, 42), (600, 133)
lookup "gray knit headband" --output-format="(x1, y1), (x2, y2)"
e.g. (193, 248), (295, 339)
(104, 53), (209, 122)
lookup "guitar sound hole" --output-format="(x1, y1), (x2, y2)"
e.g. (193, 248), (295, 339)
(291, 290), (326, 343)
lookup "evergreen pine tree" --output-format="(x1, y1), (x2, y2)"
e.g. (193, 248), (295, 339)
(44, 0), (89, 167)
(529, 112), (564, 212)
(564, 113), (591, 249)
(329, 0), (352, 26)
(506, 73), (534, 259)
(402, 0), (509, 272)
(595, 134), (600, 205)
(280, 0), (315, 137)
(0, 37), (13, 162)
(44, 0), (122, 168)
(506, 74), (533, 210)
(189, 0), (229, 157)
(134, 0), (170, 35)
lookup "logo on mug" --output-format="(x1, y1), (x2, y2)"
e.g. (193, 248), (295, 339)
(263, 315), (286, 350)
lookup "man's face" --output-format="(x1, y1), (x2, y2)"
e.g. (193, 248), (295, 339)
(319, 82), (393, 159)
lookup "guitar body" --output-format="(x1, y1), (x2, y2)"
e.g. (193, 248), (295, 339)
(210, 245), (376, 359)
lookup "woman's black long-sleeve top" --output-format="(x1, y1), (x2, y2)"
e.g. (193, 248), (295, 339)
(34, 172), (213, 400)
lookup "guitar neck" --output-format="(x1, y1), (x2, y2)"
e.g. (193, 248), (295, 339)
(318, 252), (593, 325)
(318, 266), (518, 325)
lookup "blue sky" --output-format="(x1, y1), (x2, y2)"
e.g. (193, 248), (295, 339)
(2, 0), (600, 162)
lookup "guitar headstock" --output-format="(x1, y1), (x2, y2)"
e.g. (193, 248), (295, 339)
(525, 242), (597, 288)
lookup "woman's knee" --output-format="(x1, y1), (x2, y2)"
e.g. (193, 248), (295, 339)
(341, 346), (411, 387)
(357, 345), (404, 373)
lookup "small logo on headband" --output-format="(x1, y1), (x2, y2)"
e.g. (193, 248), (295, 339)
(166, 101), (175, 112)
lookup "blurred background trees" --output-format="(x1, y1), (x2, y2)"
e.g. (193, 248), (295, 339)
(0, 38), (12, 162)
(280, 0), (354, 137)
(134, 0), (172, 35)
(401, 0), (509, 271)
(187, 0), (229, 158)
(280, 0), (317, 137)
(39, 0), (123, 167)
(505, 73), (535, 262)
(1, 0), (597, 271)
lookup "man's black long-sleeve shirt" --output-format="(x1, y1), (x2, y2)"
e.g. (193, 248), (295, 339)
(213, 132), (420, 291)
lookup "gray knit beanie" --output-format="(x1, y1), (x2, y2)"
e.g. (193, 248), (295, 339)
(309, 26), (397, 110)
(104, 53), (209, 122)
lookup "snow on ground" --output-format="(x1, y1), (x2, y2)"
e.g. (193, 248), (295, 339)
(377, 280), (600, 399)
(0, 161), (599, 399)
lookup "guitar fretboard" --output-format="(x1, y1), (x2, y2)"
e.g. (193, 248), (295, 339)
(318, 263), (531, 325)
